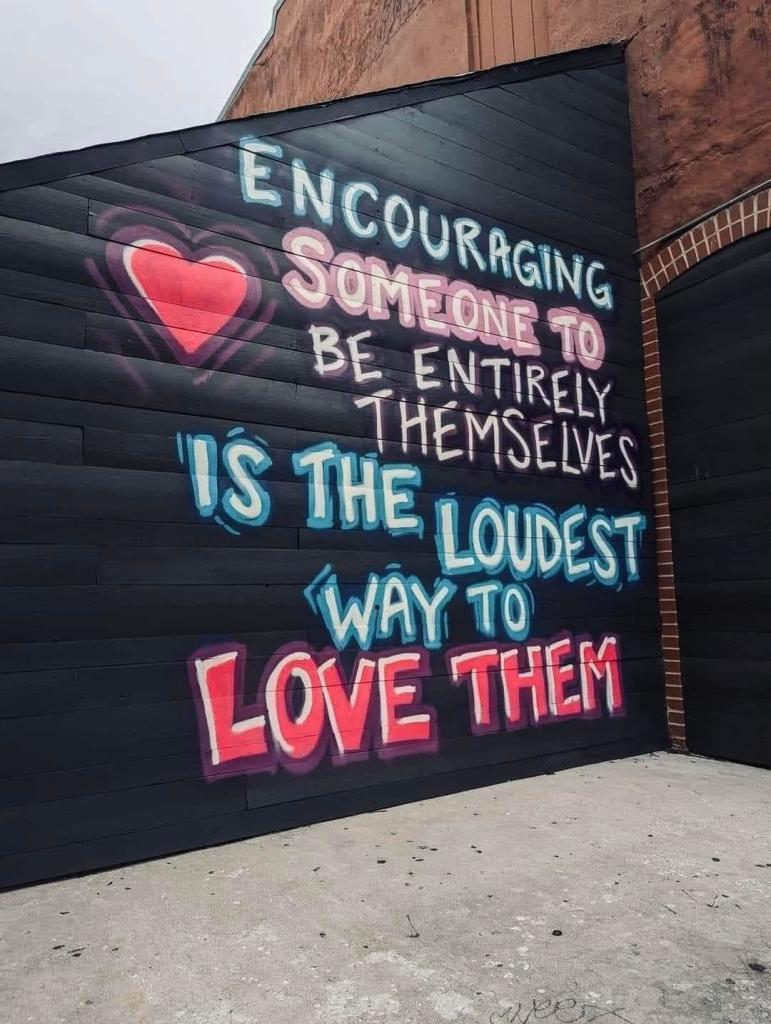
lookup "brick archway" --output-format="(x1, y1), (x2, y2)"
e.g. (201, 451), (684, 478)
(639, 188), (771, 750)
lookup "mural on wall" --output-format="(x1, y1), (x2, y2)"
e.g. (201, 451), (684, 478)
(88, 135), (647, 783)
(85, 205), (280, 382)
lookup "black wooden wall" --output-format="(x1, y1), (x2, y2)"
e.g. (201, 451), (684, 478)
(0, 45), (665, 888)
(659, 228), (771, 767)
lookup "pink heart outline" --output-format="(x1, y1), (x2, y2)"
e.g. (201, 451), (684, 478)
(103, 222), (270, 368)
(123, 239), (249, 363)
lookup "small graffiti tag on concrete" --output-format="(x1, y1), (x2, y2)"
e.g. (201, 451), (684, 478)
(489, 995), (636, 1024)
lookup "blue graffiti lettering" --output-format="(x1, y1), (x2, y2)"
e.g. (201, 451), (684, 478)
(177, 428), (272, 534)
(435, 496), (645, 587)
(292, 443), (424, 537)
(305, 564), (456, 650)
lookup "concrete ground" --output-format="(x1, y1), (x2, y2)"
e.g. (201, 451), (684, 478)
(1, 753), (769, 1024)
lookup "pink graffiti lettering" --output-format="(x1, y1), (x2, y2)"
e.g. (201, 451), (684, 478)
(282, 227), (541, 358)
(547, 306), (606, 371)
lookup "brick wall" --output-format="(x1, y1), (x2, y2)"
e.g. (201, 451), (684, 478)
(224, 0), (770, 247)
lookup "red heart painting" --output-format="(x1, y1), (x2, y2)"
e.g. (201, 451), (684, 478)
(123, 239), (249, 363)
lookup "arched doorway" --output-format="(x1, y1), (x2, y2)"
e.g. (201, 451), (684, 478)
(654, 224), (771, 765)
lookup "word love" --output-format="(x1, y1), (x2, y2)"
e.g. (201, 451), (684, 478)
(191, 643), (436, 776)
(190, 634), (623, 778)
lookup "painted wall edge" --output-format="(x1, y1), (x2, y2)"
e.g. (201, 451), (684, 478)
(0, 43), (626, 194)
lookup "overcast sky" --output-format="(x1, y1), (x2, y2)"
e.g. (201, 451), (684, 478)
(0, 0), (277, 164)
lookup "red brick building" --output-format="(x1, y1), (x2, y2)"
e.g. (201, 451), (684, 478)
(222, 0), (770, 249)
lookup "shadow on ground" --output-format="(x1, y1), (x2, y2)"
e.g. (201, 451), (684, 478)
(1, 752), (769, 1023)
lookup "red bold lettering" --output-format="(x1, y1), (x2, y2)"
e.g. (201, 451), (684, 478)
(319, 655), (377, 758)
(579, 635), (623, 714)
(448, 647), (500, 734)
(546, 636), (582, 718)
(500, 645), (549, 728)
(377, 651), (435, 753)
(192, 645), (269, 767)
(265, 650), (326, 762)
